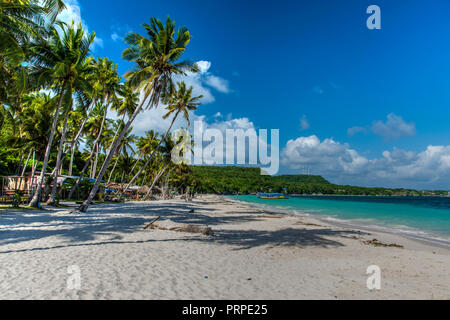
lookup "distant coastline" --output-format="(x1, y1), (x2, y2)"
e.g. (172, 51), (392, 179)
(227, 194), (450, 248)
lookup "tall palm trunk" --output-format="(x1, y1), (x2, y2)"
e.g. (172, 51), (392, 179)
(64, 100), (95, 176)
(68, 145), (75, 176)
(91, 142), (99, 179)
(144, 163), (169, 200)
(28, 84), (66, 208)
(47, 108), (71, 205)
(78, 96), (149, 212)
(129, 152), (144, 176)
(28, 150), (36, 196)
(17, 149), (32, 191)
(68, 103), (107, 199)
(120, 110), (180, 198)
(102, 113), (125, 170)
(91, 104), (107, 179)
(107, 147), (122, 184)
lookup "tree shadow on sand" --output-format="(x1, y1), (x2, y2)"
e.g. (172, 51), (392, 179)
(185, 227), (366, 251)
(0, 202), (368, 253)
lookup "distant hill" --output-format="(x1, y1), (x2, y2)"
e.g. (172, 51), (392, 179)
(273, 174), (330, 185)
(190, 166), (333, 194)
(190, 165), (431, 196)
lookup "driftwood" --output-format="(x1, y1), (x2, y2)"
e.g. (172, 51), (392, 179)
(146, 219), (213, 236)
(143, 216), (161, 230)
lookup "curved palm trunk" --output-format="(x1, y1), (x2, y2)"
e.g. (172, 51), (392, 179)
(28, 85), (66, 208)
(68, 104), (107, 199)
(65, 100), (95, 176)
(143, 163), (169, 200)
(91, 106), (107, 178)
(28, 150), (36, 197)
(47, 109), (71, 206)
(129, 153), (144, 176)
(102, 113), (125, 169)
(107, 146), (122, 184)
(120, 111), (179, 198)
(68, 145), (75, 176)
(77, 96), (149, 212)
(17, 149), (32, 192)
(91, 142), (99, 179)
(67, 144), (97, 200)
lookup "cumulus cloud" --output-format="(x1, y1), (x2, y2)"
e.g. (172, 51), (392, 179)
(300, 115), (310, 131)
(123, 61), (232, 136)
(371, 113), (416, 139)
(57, 0), (104, 50)
(204, 75), (230, 93)
(281, 135), (450, 189)
(347, 126), (367, 137)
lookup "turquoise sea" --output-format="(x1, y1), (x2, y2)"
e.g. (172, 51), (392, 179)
(228, 195), (450, 245)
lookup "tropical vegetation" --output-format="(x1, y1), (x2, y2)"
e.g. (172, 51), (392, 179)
(0, 0), (203, 211)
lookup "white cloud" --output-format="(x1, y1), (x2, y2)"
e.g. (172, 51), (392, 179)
(371, 113), (416, 139)
(196, 61), (211, 74)
(300, 115), (310, 131)
(171, 60), (231, 105)
(124, 61), (232, 136)
(57, 0), (104, 51)
(111, 32), (120, 42)
(347, 126), (367, 137)
(281, 135), (450, 189)
(204, 75), (230, 93)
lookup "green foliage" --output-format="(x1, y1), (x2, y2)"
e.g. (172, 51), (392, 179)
(190, 166), (429, 196)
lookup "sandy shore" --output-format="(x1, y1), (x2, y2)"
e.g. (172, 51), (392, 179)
(0, 195), (449, 300)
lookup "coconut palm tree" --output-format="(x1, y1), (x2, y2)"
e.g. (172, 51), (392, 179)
(78, 17), (198, 212)
(105, 82), (138, 156)
(0, 0), (65, 63)
(106, 122), (136, 184)
(121, 81), (202, 197)
(66, 102), (112, 200)
(27, 21), (94, 207)
(0, 1), (65, 106)
(130, 129), (159, 175)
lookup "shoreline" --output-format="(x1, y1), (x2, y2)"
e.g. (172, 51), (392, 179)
(223, 196), (450, 250)
(0, 195), (449, 299)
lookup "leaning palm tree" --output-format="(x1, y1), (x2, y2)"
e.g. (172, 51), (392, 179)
(106, 122), (136, 184)
(120, 81), (202, 197)
(78, 17), (198, 212)
(27, 21), (94, 208)
(130, 129), (159, 175)
(105, 82), (138, 156)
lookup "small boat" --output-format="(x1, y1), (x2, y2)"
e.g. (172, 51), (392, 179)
(257, 193), (289, 199)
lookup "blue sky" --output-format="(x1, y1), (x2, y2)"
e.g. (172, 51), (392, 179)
(61, 0), (450, 189)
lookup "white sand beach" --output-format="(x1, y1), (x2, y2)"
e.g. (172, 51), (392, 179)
(0, 195), (449, 300)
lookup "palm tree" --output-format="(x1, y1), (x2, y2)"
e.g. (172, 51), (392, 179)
(106, 123), (136, 184)
(27, 21), (94, 208)
(105, 82), (138, 156)
(66, 102), (112, 200)
(78, 17), (198, 212)
(130, 129), (159, 175)
(121, 81), (202, 197)
(0, 0), (65, 63)
(0, 1), (65, 106)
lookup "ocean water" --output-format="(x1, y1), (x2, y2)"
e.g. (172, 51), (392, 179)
(228, 195), (450, 244)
